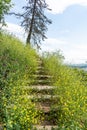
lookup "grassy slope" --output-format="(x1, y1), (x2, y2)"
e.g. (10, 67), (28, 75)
(0, 33), (40, 130)
(0, 33), (87, 129)
(42, 51), (87, 129)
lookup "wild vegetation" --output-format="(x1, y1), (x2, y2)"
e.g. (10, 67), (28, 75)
(43, 52), (87, 129)
(0, 32), (41, 130)
(1, 0), (87, 129)
(0, 33), (87, 129)
(0, 0), (12, 26)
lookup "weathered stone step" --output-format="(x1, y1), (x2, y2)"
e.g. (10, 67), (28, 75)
(35, 70), (48, 75)
(34, 79), (52, 85)
(36, 60), (42, 64)
(36, 101), (51, 112)
(27, 95), (58, 99)
(32, 75), (53, 82)
(36, 103), (60, 113)
(23, 85), (55, 90)
(34, 98), (58, 104)
(32, 75), (53, 78)
(29, 89), (54, 95)
(33, 125), (58, 130)
(30, 80), (52, 86)
(31, 85), (55, 90)
(36, 66), (45, 70)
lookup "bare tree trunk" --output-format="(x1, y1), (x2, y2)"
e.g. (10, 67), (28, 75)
(26, 0), (37, 44)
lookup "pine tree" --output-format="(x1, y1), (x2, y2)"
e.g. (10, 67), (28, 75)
(14, 0), (52, 48)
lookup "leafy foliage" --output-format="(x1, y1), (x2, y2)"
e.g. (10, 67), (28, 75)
(12, 0), (52, 47)
(1, 33), (87, 129)
(0, 0), (12, 27)
(42, 51), (64, 83)
(0, 33), (40, 129)
(43, 51), (87, 129)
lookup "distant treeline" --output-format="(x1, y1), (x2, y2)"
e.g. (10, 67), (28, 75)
(69, 64), (87, 69)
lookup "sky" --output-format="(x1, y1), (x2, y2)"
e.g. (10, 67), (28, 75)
(3, 0), (87, 64)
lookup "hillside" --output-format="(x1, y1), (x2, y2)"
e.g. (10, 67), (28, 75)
(0, 33), (87, 130)
(0, 32), (40, 129)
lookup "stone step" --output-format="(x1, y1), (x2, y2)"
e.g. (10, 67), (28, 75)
(23, 85), (55, 91)
(36, 103), (60, 113)
(33, 83), (52, 86)
(31, 85), (55, 90)
(30, 81), (50, 86)
(36, 66), (45, 70)
(37, 105), (50, 113)
(29, 89), (54, 95)
(27, 95), (58, 100)
(24, 85), (55, 96)
(36, 60), (42, 64)
(34, 79), (52, 84)
(33, 97), (58, 104)
(32, 75), (53, 79)
(31, 98), (59, 108)
(33, 125), (58, 130)
(35, 70), (48, 75)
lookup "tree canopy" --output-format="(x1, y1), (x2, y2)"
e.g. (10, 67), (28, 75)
(13, 0), (52, 48)
(0, 0), (11, 26)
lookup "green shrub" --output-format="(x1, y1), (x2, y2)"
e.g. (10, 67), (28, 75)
(0, 33), (40, 129)
(3, 81), (39, 130)
(42, 51), (64, 83)
(54, 67), (87, 129)
(43, 51), (87, 129)
(0, 33), (38, 88)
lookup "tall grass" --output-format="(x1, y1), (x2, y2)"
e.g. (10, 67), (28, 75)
(1, 33), (87, 129)
(0, 33), (40, 130)
(43, 51), (87, 129)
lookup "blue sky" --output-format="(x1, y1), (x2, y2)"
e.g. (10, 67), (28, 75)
(4, 0), (87, 63)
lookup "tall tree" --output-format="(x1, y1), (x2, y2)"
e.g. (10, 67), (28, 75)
(0, 0), (11, 27)
(14, 0), (52, 48)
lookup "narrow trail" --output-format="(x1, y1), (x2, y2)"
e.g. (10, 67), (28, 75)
(30, 58), (58, 130)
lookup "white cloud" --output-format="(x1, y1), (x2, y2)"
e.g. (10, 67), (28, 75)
(61, 43), (87, 63)
(2, 22), (26, 42)
(65, 50), (87, 64)
(41, 38), (67, 52)
(41, 37), (87, 64)
(46, 0), (87, 14)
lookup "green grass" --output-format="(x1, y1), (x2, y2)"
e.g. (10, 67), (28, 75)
(1, 32), (87, 130)
(42, 51), (87, 129)
(0, 32), (41, 130)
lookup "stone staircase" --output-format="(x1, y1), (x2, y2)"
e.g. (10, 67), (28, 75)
(30, 58), (59, 130)
(0, 58), (59, 130)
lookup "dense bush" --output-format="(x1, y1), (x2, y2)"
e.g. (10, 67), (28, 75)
(43, 51), (87, 129)
(42, 51), (64, 83)
(0, 33), (40, 129)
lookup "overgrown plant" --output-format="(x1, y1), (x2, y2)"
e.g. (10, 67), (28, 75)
(42, 51), (87, 129)
(0, 32), (41, 129)
(42, 51), (64, 83)
(0, 0), (12, 27)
